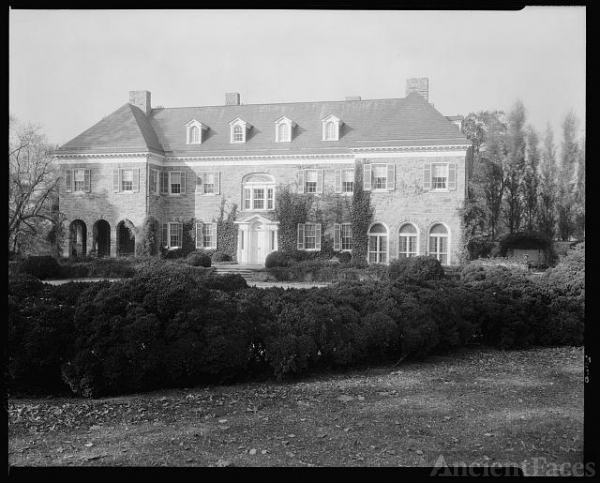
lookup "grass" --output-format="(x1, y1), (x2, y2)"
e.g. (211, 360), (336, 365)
(8, 345), (583, 471)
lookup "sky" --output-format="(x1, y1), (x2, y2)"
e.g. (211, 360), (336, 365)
(9, 8), (586, 147)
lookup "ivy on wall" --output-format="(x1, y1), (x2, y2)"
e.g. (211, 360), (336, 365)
(216, 197), (239, 261)
(350, 160), (374, 262)
(135, 215), (161, 256)
(274, 184), (314, 253)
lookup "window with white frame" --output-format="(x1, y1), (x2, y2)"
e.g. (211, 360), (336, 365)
(398, 223), (418, 258)
(202, 172), (219, 195)
(162, 222), (182, 249)
(368, 223), (388, 264)
(113, 168), (140, 193)
(170, 171), (183, 194)
(196, 222), (217, 249)
(275, 117), (295, 142)
(189, 125), (200, 144)
(230, 118), (250, 144)
(342, 169), (354, 193)
(242, 174), (275, 211)
(186, 120), (207, 145)
(305, 170), (318, 193)
(334, 223), (353, 251)
(429, 223), (449, 265)
(363, 163), (395, 191)
(66, 169), (91, 193)
(423, 162), (457, 191)
(322, 115), (342, 141)
(297, 223), (321, 251)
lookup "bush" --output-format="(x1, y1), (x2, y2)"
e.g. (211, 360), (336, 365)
(387, 256), (445, 284)
(337, 251), (352, 264)
(205, 273), (248, 292)
(163, 248), (185, 260)
(185, 251), (212, 267)
(17, 255), (61, 280)
(265, 250), (291, 268)
(211, 251), (232, 263)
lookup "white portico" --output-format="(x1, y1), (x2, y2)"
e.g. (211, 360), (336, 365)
(235, 214), (279, 266)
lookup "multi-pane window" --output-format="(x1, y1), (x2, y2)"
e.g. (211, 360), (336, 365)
(162, 222), (182, 249)
(277, 123), (290, 142)
(325, 121), (336, 141)
(233, 124), (244, 143)
(305, 170), (318, 193)
(341, 224), (352, 251)
(297, 223), (321, 251)
(189, 125), (200, 144)
(368, 223), (388, 264)
(196, 223), (216, 249)
(398, 223), (418, 258)
(73, 169), (86, 192)
(170, 171), (182, 194)
(372, 164), (388, 190)
(342, 169), (354, 193)
(203, 173), (216, 194)
(243, 184), (275, 211)
(121, 169), (133, 192)
(432, 164), (449, 190)
(429, 223), (449, 265)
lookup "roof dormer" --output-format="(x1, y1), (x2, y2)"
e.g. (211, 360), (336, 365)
(274, 116), (297, 143)
(322, 114), (343, 141)
(185, 119), (208, 145)
(229, 118), (252, 144)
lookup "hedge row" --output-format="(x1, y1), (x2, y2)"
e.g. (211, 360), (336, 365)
(7, 252), (584, 398)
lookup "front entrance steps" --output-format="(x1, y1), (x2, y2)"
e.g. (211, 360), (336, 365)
(211, 263), (265, 283)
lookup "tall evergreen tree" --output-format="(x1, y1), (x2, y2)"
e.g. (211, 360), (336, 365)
(502, 100), (527, 234)
(522, 126), (540, 232)
(557, 111), (581, 240)
(537, 124), (558, 239)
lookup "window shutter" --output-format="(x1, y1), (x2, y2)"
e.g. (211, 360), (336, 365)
(315, 224), (322, 251)
(448, 163), (457, 190)
(298, 170), (305, 194)
(297, 223), (305, 250)
(423, 163), (431, 191)
(195, 222), (202, 248)
(177, 223), (183, 248)
(334, 169), (342, 193)
(82, 169), (90, 192)
(160, 171), (168, 195)
(211, 223), (217, 248)
(215, 172), (221, 195)
(317, 169), (324, 194)
(363, 163), (372, 191)
(387, 163), (395, 191)
(162, 223), (168, 248)
(133, 168), (140, 192)
(113, 169), (120, 192)
(334, 223), (341, 250)
(180, 172), (186, 194)
(65, 170), (73, 193)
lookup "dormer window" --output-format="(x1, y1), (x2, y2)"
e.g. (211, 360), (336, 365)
(229, 118), (251, 144)
(322, 115), (342, 141)
(186, 120), (208, 145)
(274, 116), (296, 143)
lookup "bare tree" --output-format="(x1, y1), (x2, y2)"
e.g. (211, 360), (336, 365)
(9, 116), (60, 255)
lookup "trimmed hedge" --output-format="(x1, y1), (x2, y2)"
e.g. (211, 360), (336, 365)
(8, 250), (584, 397)
(17, 255), (60, 280)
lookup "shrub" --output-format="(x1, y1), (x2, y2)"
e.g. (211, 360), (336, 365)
(17, 255), (60, 280)
(387, 256), (445, 284)
(163, 247), (185, 260)
(185, 251), (212, 267)
(205, 273), (248, 292)
(9, 273), (45, 300)
(337, 251), (352, 264)
(211, 251), (232, 263)
(265, 250), (291, 268)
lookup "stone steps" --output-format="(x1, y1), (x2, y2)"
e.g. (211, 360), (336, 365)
(211, 264), (265, 282)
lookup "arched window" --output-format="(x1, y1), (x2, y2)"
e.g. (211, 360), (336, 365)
(278, 123), (289, 142)
(325, 121), (336, 140)
(398, 223), (418, 258)
(189, 125), (200, 144)
(368, 223), (388, 264)
(242, 174), (276, 211)
(429, 223), (449, 265)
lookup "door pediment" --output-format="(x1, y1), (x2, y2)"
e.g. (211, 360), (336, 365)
(235, 213), (279, 226)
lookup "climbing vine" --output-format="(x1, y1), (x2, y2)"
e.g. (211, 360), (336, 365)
(274, 184), (314, 252)
(216, 197), (239, 261)
(351, 160), (374, 262)
(135, 215), (161, 256)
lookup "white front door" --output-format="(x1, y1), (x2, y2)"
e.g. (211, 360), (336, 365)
(250, 221), (265, 264)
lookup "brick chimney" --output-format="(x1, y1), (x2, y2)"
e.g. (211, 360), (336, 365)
(129, 90), (152, 115)
(405, 78), (429, 102)
(225, 92), (241, 106)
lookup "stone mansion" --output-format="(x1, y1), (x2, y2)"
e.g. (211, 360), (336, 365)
(54, 78), (471, 266)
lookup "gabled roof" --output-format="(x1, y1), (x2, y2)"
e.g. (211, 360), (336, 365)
(56, 92), (469, 157)
(56, 103), (163, 155)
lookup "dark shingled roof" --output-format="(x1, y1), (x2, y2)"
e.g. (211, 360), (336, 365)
(56, 92), (468, 156)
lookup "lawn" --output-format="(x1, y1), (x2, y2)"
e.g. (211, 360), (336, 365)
(8, 345), (583, 472)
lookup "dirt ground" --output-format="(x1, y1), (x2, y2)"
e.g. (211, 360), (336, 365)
(8, 345), (584, 472)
